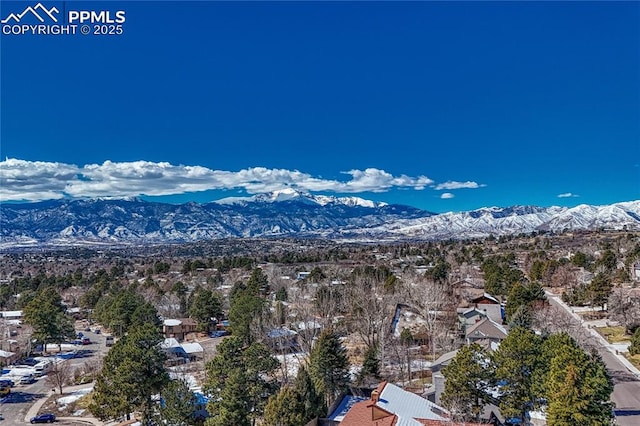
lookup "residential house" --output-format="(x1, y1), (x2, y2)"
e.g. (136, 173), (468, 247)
(266, 327), (298, 352)
(470, 293), (503, 323)
(339, 382), (484, 426)
(181, 342), (204, 361)
(162, 318), (198, 342)
(465, 318), (508, 345)
(457, 307), (487, 337)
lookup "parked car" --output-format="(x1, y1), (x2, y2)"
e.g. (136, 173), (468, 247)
(210, 330), (229, 338)
(0, 386), (9, 396)
(20, 374), (36, 385)
(0, 379), (14, 387)
(30, 413), (55, 423)
(81, 337), (91, 345)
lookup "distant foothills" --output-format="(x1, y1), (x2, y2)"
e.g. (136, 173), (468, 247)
(0, 189), (639, 247)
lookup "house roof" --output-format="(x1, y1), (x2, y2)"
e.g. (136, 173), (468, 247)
(460, 307), (487, 319)
(181, 343), (203, 354)
(417, 420), (485, 426)
(430, 350), (459, 369)
(328, 395), (368, 421)
(472, 293), (500, 305)
(163, 319), (181, 327)
(0, 311), (22, 318)
(341, 382), (485, 426)
(160, 338), (181, 349)
(179, 318), (198, 326)
(267, 327), (297, 338)
(340, 400), (397, 426)
(466, 318), (508, 340)
(378, 382), (449, 425)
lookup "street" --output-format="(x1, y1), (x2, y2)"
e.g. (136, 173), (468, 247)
(546, 294), (640, 426)
(0, 328), (109, 425)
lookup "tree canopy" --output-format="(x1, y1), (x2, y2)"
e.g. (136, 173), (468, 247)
(204, 336), (279, 426)
(23, 287), (75, 350)
(89, 323), (168, 422)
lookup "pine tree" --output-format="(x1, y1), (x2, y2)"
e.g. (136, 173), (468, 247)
(89, 324), (168, 422)
(263, 387), (304, 426)
(23, 287), (75, 351)
(441, 343), (493, 422)
(159, 378), (201, 426)
(294, 366), (326, 422)
(188, 288), (223, 332)
(630, 328), (640, 355)
(358, 345), (381, 385)
(493, 327), (541, 421)
(309, 329), (351, 408)
(205, 337), (279, 426)
(545, 346), (613, 425)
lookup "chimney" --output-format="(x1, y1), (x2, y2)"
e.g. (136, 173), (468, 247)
(371, 389), (379, 403)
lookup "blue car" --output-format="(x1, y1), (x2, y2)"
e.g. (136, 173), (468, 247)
(30, 413), (56, 423)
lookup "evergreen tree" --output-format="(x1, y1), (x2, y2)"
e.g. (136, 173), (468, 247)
(531, 332), (578, 401)
(205, 336), (279, 426)
(188, 288), (223, 332)
(159, 378), (201, 426)
(23, 287), (75, 351)
(228, 290), (265, 345)
(130, 302), (162, 330)
(505, 281), (546, 323)
(629, 328), (640, 355)
(247, 268), (270, 295)
(358, 345), (381, 385)
(263, 387), (304, 426)
(588, 272), (613, 310)
(545, 346), (614, 425)
(309, 329), (351, 407)
(493, 327), (541, 421)
(89, 323), (168, 422)
(294, 366), (326, 421)
(441, 343), (493, 422)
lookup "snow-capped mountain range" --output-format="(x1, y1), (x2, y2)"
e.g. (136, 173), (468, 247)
(1, 189), (638, 247)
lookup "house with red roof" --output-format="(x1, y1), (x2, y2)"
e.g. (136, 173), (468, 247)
(339, 382), (485, 426)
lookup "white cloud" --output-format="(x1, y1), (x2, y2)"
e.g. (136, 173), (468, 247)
(440, 192), (455, 199)
(557, 192), (579, 198)
(434, 181), (484, 190)
(0, 158), (438, 202)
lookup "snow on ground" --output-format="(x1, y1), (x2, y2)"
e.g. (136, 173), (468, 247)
(56, 386), (93, 407)
(613, 343), (631, 353)
(276, 352), (307, 380)
(167, 370), (199, 390)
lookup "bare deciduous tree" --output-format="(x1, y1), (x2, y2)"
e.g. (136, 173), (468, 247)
(405, 272), (456, 357)
(608, 287), (640, 333)
(45, 360), (73, 394)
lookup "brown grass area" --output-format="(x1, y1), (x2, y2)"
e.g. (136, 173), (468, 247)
(595, 326), (632, 344)
(625, 353), (640, 370)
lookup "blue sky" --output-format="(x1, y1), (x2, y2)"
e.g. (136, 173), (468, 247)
(1, 1), (639, 212)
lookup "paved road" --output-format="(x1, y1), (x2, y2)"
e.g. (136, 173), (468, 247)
(546, 294), (640, 426)
(0, 329), (108, 425)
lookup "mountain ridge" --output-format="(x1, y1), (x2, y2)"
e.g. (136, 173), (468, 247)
(1, 194), (639, 248)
